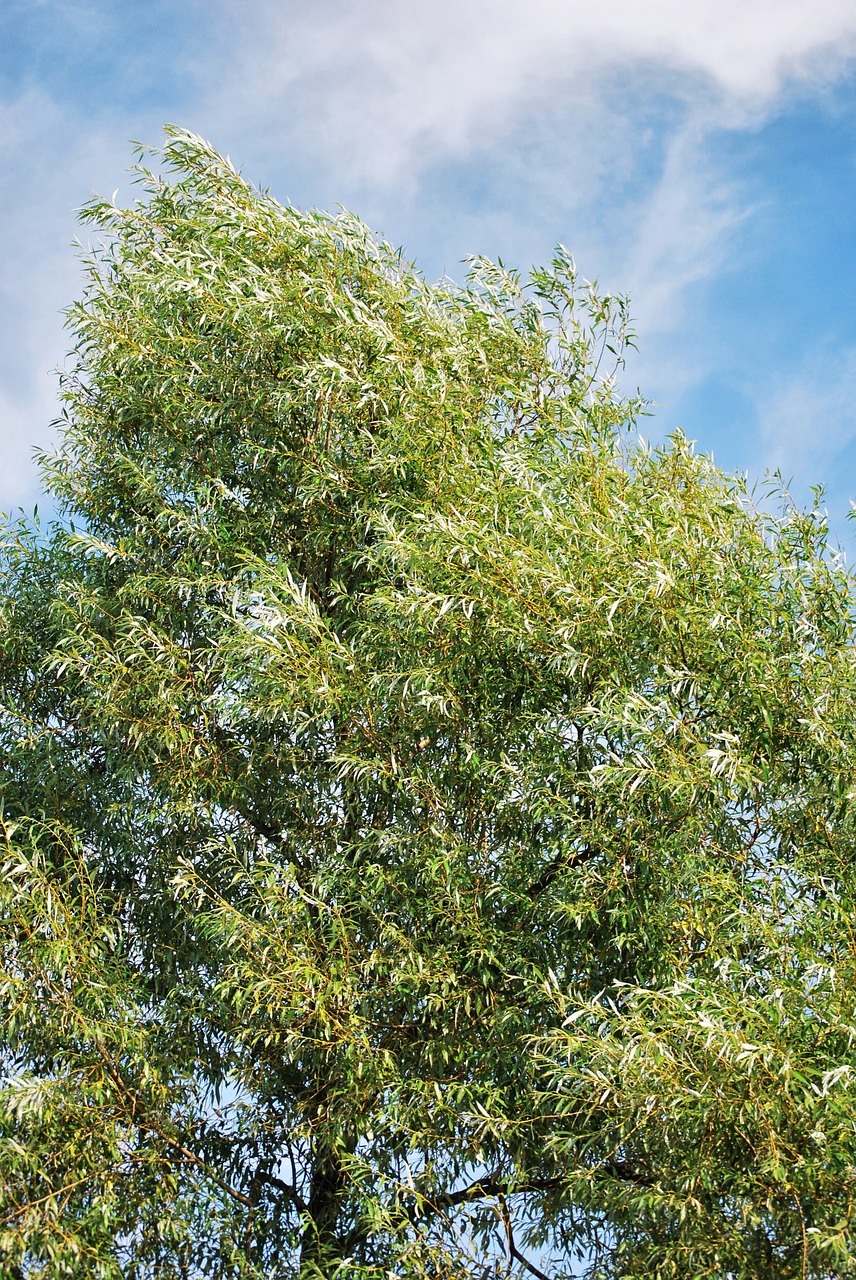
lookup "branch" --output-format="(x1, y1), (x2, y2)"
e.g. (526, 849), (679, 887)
(499, 1192), (552, 1280)
(91, 1040), (255, 1209)
(152, 1127), (255, 1208)
(509, 1239), (552, 1280)
(409, 1160), (652, 1224)
(252, 1168), (309, 1214)
(605, 1159), (654, 1188)
(409, 1175), (567, 1221)
(232, 798), (308, 875)
(525, 843), (598, 902)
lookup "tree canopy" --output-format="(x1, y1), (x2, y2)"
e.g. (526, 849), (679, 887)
(3, 128), (856, 1279)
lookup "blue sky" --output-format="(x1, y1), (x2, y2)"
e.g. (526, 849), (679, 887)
(4, 0), (856, 541)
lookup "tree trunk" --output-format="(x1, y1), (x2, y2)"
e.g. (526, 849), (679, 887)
(299, 1143), (345, 1274)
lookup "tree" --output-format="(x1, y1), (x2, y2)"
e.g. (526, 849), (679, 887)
(2, 128), (856, 1280)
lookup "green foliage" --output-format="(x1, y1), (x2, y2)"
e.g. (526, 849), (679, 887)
(2, 127), (856, 1278)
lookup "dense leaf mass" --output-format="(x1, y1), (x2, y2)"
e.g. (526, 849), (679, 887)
(2, 129), (856, 1279)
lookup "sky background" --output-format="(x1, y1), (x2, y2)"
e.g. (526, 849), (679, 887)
(4, 1), (856, 543)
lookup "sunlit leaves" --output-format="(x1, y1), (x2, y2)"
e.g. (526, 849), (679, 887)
(2, 129), (856, 1278)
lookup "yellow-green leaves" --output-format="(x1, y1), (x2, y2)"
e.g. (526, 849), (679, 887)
(3, 129), (856, 1278)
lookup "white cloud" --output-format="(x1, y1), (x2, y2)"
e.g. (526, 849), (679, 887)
(209, 0), (856, 188)
(756, 344), (856, 481)
(603, 111), (755, 425)
(0, 382), (61, 513)
(0, 89), (137, 506)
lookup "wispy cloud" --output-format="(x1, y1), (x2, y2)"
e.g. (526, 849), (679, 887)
(208, 0), (856, 188)
(757, 342), (856, 480)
